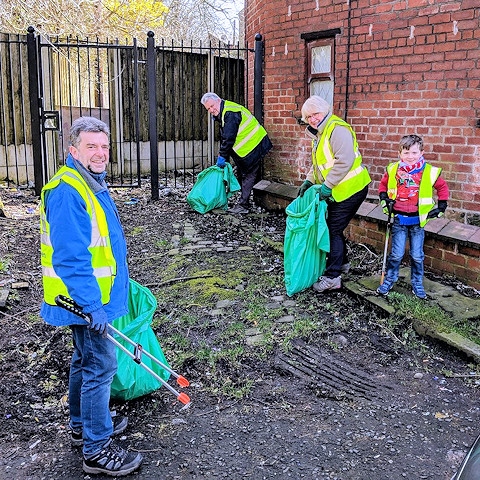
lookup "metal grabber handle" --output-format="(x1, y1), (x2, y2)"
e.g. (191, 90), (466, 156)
(380, 202), (395, 285)
(55, 295), (190, 405)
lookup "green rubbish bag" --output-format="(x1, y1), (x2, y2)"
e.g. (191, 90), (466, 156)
(110, 279), (171, 401)
(186, 163), (241, 213)
(284, 186), (330, 296)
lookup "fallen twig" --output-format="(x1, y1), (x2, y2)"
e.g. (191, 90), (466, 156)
(145, 274), (215, 288)
(369, 320), (406, 346)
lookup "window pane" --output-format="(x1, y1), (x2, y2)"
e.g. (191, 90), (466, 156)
(311, 45), (331, 74)
(311, 80), (334, 106)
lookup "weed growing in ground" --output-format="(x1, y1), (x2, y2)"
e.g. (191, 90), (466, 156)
(0, 256), (10, 272)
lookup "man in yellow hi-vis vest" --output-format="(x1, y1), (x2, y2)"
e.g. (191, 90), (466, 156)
(40, 117), (143, 476)
(298, 95), (371, 293)
(201, 92), (273, 214)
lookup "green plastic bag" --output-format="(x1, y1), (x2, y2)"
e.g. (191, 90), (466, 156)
(284, 186), (330, 296)
(110, 279), (171, 401)
(186, 163), (241, 213)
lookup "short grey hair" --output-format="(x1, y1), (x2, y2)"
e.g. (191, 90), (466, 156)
(201, 92), (221, 105)
(70, 117), (110, 147)
(301, 95), (331, 122)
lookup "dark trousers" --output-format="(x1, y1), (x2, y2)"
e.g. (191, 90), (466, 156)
(237, 162), (261, 207)
(324, 185), (368, 278)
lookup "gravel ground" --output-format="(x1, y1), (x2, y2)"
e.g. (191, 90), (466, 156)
(0, 184), (479, 480)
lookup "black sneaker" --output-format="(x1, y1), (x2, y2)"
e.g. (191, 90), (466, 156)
(71, 415), (128, 447)
(83, 439), (143, 476)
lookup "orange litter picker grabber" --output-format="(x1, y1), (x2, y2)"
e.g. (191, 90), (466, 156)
(55, 295), (191, 406)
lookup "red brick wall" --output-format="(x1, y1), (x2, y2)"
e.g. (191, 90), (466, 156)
(244, 0), (480, 217)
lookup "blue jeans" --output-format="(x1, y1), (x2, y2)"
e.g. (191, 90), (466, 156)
(69, 325), (117, 456)
(385, 219), (425, 288)
(325, 186), (368, 278)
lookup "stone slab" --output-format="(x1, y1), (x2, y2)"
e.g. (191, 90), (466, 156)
(0, 288), (10, 307)
(253, 180), (298, 200)
(424, 217), (450, 235)
(356, 202), (377, 218)
(435, 221), (478, 244)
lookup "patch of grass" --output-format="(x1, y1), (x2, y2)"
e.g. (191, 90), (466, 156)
(155, 239), (172, 250)
(130, 226), (145, 236)
(218, 321), (246, 344)
(39, 375), (61, 393)
(186, 270), (244, 304)
(283, 317), (324, 344)
(386, 292), (480, 345)
(0, 256), (10, 272)
(213, 378), (254, 399)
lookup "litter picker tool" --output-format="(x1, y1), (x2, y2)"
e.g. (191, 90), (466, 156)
(380, 201), (395, 285)
(55, 295), (191, 405)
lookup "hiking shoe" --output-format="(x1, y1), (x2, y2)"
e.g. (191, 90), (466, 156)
(71, 415), (128, 447)
(376, 281), (393, 296)
(412, 285), (427, 299)
(229, 204), (249, 214)
(340, 262), (351, 274)
(83, 439), (143, 476)
(313, 276), (341, 292)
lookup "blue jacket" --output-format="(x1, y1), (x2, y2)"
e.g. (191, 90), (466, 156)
(40, 155), (129, 326)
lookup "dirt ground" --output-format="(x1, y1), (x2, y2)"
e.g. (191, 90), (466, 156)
(0, 183), (479, 480)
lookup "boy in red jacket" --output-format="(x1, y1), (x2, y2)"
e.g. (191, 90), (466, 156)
(377, 134), (449, 299)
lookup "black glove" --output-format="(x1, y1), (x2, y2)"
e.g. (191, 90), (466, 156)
(427, 200), (447, 219)
(379, 192), (395, 216)
(88, 308), (109, 337)
(297, 180), (313, 197)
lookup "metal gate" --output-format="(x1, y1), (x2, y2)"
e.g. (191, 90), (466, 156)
(20, 27), (261, 197)
(27, 27), (143, 192)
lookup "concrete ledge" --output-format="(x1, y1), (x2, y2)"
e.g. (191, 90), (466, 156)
(253, 180), (299, 210)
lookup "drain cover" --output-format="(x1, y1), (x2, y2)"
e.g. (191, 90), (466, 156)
(275, 340), (391, 401)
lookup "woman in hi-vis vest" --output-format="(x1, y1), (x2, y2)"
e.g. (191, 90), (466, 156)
(298, 95), (371, 293)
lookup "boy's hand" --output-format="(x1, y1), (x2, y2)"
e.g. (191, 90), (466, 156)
(380, 199), (395, 215)
(379, 192), (395, 215)
(427, 200), (447, 219)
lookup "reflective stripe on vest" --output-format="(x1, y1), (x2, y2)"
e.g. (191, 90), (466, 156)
(386, 162), (441, 227)
(222, 101), (267, 157)
(40, 166), (116, 305)
(311, 115), (371, 202)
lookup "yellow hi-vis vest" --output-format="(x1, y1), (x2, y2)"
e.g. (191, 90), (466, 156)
(40, 166), (116, 306)
(311, 115), (371, 202)
(221, 101), (267, 158)
(386, 162), (441, 227)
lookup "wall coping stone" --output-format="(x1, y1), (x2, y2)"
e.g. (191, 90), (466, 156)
(253, 180), (480, 251)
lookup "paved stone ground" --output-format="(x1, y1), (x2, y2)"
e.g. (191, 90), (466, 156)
(159, 208), (480, 363)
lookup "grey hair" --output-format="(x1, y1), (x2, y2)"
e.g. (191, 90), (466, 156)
(201, 92), (221, 105)
(301, 95), (331, 122)
(69, 117), (110, 147)
(398, 134), (424, 153)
